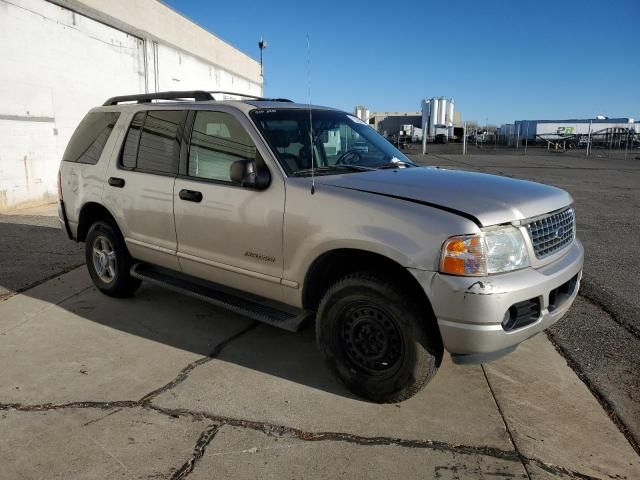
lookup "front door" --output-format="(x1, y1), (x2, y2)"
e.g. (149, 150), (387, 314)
(174, 109), (286, 301)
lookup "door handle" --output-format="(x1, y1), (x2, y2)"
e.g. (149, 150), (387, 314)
(179, 189), (203, 203)
(108, 177), (125, 188)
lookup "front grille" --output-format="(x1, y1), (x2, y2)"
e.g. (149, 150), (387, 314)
(526, 208), (575, 258)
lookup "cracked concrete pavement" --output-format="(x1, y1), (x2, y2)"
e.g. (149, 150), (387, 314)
(1, 267), (639, 479)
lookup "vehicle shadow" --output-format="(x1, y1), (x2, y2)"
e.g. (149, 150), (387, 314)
(31, 278), (359, 399)
(0, 221), (358, 400)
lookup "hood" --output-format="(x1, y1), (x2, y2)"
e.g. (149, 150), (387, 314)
(317, 167), (572, 227)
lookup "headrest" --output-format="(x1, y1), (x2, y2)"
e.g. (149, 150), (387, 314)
(270, 129), (290, 148)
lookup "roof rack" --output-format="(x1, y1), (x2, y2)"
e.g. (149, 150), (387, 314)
(103, 90), (214, 106)
(102, 90), (294, 107)
(207, 91), (293, 102)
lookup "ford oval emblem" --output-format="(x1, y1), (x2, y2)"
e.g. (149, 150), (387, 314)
(555, 226), (565, 239)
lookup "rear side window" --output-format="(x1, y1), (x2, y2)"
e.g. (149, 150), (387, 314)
(63, 112), (120, 164)
(121, 110), (186, 175)
(121, 112), (144, 168)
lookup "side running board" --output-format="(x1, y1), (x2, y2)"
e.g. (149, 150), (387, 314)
(130, 263), (312, 332)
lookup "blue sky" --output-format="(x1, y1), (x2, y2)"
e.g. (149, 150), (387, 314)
(163, 0), (639, 124)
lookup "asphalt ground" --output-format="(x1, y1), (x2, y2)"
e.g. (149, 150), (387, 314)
(408, 146), (640, 448)
(0, 205), (84, 299)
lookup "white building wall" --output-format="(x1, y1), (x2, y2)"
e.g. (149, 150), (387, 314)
(0, 0), (262, 211)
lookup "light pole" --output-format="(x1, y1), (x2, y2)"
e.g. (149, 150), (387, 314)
(258, 37), (267, 78)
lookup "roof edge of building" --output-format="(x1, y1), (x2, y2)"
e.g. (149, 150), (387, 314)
(49, 0), (262, 85)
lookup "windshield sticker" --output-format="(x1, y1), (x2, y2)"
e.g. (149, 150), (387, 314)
(348, 115), (368, 125)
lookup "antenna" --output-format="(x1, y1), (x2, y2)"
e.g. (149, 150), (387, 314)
(306, 34), (315, 195)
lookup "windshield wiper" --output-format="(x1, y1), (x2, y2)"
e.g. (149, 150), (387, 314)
(292, 165), (374, 176)
(376, 160), (415, 170)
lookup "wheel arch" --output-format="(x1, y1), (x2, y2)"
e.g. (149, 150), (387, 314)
(77, 202), (121, 242)
(302, 248), (435, 318)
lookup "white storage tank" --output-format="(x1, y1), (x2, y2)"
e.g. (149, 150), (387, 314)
(430, 97), (439, 133)
(447, 99), (454, 125)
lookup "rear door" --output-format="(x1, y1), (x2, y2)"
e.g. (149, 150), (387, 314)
(173, 108), (286, 301)
(103, 109), (187, 270)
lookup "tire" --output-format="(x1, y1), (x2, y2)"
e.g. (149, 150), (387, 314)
(85, 220), (141, 297)
(316, 273), (443, 403)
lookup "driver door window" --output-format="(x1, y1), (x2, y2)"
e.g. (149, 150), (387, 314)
(188, 111), (256, 182)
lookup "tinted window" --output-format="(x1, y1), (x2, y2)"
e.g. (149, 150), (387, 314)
(121, 110), (186, 174)
(121, 112), (145, 169)
(188, 111), (256, 182)
(63, 112), (120, 164)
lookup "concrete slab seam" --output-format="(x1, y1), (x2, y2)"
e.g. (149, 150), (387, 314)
(0, 284), (92, 336)
(0, 263), (87, 303)
(481, 364), (532, 480)
(138, 321), (261, 403)
(169, 423), (221, 480)
(0, 400), (607, 480)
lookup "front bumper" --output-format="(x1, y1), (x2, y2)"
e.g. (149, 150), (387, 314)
(410, 239), (584, 364)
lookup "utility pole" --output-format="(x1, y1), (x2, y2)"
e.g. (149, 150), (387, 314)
(586, 120), (592, 157)
(422, 117), (427, 155)
(462, 121), (467, 155)
(258, 37), (267, 78)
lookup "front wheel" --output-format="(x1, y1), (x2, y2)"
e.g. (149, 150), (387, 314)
(85, 221), (141, 297)
(316, 273), (443, 403)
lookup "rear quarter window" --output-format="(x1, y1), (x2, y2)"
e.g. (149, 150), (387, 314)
(63, 112), (120, 164)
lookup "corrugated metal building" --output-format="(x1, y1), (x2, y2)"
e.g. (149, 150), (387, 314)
(500, 118), (639, 141)
(0, 0), (262, 211)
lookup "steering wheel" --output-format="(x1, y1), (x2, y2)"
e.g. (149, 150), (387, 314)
(335, 150), (363, 165)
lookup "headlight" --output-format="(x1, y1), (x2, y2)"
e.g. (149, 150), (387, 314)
(440, 226), (530, 276)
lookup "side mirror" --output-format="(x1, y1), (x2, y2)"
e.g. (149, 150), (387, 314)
(230, 158), (271, 190)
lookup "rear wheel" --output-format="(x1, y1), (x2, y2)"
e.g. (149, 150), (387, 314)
(316, 273), (443, 403)
(85, 221), (140, 297)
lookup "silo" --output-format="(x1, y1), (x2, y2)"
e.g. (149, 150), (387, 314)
(430, 97), (438, 135)
(438, 97), (446, 125)
(447, 99), (454, 126)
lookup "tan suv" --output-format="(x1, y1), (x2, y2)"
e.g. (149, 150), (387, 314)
(58, 90), (584, 402)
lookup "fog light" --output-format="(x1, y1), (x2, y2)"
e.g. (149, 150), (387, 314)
(501, 308), (515, 329)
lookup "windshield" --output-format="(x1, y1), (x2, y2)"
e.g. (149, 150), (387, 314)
(250, 109), (415, 176)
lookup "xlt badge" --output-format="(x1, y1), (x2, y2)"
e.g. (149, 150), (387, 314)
(245, 251), (276, 263)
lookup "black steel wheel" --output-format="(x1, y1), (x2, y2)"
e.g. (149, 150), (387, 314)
(341, 305), (403, 374)
(316, 273), (443, 403)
